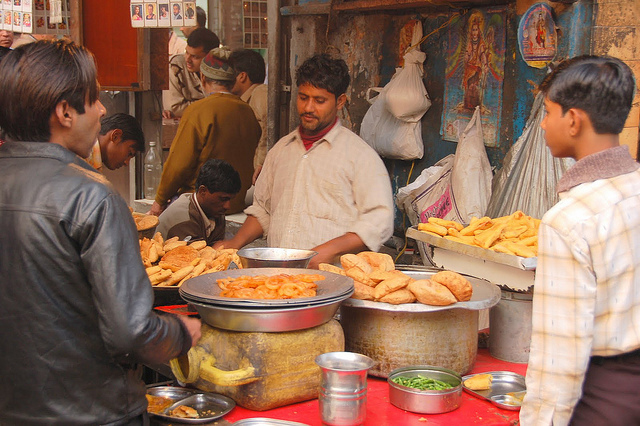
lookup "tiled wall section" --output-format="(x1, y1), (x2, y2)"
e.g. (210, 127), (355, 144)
(593, 0), (640, 158)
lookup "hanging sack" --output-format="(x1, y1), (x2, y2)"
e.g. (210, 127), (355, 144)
(384, 23), (432, 123)
(485, 92), (575, 219)
(360, 88), (424, 160)
(450, 106), (493, 221)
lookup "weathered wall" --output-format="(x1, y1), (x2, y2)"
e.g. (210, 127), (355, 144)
(592, 0), (640, 157)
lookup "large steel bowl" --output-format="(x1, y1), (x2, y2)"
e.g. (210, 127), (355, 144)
(388, 366), (462, 414)
(186, 298), (344, 332)
(237, 247), (318, 268)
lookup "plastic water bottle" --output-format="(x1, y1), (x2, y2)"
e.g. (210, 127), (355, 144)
(144, 141), (163, 200)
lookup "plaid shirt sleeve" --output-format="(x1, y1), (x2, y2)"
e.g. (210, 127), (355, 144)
(521, 208), (598, 426)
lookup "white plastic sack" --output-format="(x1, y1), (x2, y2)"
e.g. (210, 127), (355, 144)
(360, 88), (424, 160)
(395, 154), (464, 226)
(384, 23), (431, 123)
(450, 106), (493, 222)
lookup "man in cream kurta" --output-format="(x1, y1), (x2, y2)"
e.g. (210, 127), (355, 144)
(217, 54), (394, 269)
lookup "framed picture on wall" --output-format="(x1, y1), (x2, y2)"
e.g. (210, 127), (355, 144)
(170, 2), (183, 26)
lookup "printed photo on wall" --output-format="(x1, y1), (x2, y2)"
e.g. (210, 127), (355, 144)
(157, 2), (170, 27)
(131, 3), (143, 27)
(441, 7), (506, 147)
(183, 1), (195, 27)
(22, 11), (32, 32)
(170, 2), (183, 27)
(144, 2), (157, 27)
(34, 0), (43, 10)
(2, 0), (10, 9)
(518, 3), (557, 69)
(22, 0), (31, 11)
(12, 10), (21, 30)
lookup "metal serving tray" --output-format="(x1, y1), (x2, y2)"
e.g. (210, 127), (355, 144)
(146, 386), (235, 424)
(461, 371), (526, 411)
(341, 269), (501, 312)
(180, 268), (354, 307)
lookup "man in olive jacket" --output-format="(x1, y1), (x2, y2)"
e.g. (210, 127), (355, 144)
(0, 40), (201, 426)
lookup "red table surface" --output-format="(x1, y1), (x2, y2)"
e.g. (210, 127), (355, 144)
(223, 348), (527, 425)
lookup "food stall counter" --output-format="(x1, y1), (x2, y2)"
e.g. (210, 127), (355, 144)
(150, 348), (526, 425)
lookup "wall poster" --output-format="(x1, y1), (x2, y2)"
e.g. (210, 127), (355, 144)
(441, 8), (506, 147)
(518, 3), (557, 69)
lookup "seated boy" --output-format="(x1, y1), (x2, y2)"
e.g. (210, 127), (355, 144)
(521, 56), (639, 426)
(157, 159), (241, 245)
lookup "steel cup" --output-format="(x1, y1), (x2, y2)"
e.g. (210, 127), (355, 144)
(315, 352), (374, 426)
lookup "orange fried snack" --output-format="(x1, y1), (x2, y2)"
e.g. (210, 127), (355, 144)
(217, 273), (325, 299)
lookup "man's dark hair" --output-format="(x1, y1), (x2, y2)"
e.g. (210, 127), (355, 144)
(0, 39), (99, 142)
(230, 49), (266, 84)
(99, 113), (145, 153)
(187, 27), (219, 52)
(196, 159), (241, 195)
(540, 55), (635, 135)
(196, 6), (207, 28)
(295, 53), (350, 97)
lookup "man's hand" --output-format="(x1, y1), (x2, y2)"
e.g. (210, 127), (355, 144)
(177, 315), (202, 348)
(162, 110), (175, 119)
(148, 201), (165, 216)
(252, 165), (263, 185)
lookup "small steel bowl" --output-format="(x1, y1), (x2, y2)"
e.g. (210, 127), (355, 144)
(388, 366), (462, 414)
(490, 394), (523, 411)
(237, 247), (318, 268)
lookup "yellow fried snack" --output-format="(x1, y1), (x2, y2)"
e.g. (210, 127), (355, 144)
(379, 288), (416, 304)
(463, 373), (493, 391)
(418, 222), (448, 236)
(428, 217), (464, 231)
(345, 267), (377, 287)
(356, 251), (395, 272)
(431, 271), (472, 302)
(460, 216), (493, 236)
(340, 253), (373, 275)
(188, 240), (207, 251)
(319, 263), (347, 276)
(408, 279), (457, 306)
(373, 275), (412, 300)
(352, 281), (376, 300)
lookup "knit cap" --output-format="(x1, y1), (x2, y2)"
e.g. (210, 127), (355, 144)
(200, 47), (235, 81)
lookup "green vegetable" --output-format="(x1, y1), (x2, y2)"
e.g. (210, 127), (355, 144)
(392, 375), (454, 391)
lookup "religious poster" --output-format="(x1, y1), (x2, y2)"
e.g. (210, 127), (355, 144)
(441, 8), (506, 147)
(518, 3), (556, 69)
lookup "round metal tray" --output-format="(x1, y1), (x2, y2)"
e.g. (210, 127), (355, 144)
(342, 270), (500, 312)
(180, 268), (354, 307)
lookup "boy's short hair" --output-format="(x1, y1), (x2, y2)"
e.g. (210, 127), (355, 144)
(0, 39), (99, 142)
(187, 27), (220, 52)
(229, 48), (266, 85)
(540, 55), (635, 135)
(295, 53), (350, 98)
(196, 159), (241, 195)
(196, 6), (207, 28)
(99, 113), (145, 153)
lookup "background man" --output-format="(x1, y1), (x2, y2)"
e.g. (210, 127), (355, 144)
(0, 39), (200, 425)
(230, 48), (268, 184)
(151, 47), (261, 216)
(520, 56), (639, 425)
(217, 54), (394, 269)
(157, 159), (241, 244)
(0, 29), (14, 61)
(86, 113), (145, 172)
(163, 27), (219, 118)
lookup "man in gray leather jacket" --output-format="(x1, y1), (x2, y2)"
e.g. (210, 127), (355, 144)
(0, 40), (201, 425)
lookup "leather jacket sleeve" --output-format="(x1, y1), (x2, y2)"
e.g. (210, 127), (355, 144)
(80, 193), (191, 365)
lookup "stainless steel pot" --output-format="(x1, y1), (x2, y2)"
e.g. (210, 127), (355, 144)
(340, 267), (500, 378)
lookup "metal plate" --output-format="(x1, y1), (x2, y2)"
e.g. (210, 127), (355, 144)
(180, 268), (354, 307)
(233, 418), (311, 426)
(461, 371), (526, 410)
(341, 269), (500, 312)
(146, 386), (235, 424)
(407, 226), (537, 270)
